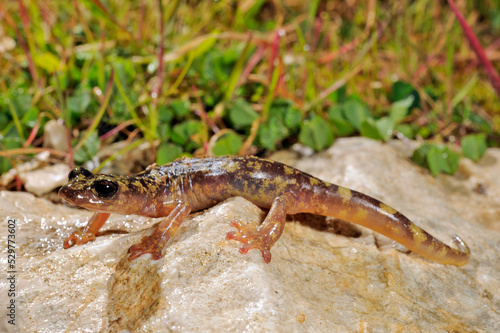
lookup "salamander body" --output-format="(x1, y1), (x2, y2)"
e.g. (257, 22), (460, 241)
(58, 155), (470, 265)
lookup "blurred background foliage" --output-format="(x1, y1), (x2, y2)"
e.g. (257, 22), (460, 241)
(0, 0), (499, 177)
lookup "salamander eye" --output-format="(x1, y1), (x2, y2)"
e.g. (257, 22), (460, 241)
(68, 167), (94, 181)
(93, 180), (118, 199)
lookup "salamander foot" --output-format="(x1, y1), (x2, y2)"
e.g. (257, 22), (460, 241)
(63, 231), (96, 249)
(128, 234), (166, 261)
(226, 219), (273, 263)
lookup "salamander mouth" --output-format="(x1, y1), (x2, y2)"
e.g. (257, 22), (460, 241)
(58, 183), (112, 211)
(58, 186), (75, 204)
(58, 185), (89, 207)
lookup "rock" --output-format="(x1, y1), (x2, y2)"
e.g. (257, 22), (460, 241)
(21, 164), (70, 196)
(1, 162), (70, 197)
(43, 120), (70, 152)
(1, 137), (499, 332)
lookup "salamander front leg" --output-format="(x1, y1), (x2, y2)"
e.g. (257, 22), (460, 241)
(128, 202), (191, 260)
(63, 212), (111, 249)
(226, 192), (295, 263)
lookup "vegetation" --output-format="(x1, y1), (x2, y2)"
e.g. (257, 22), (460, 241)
(1, 0), (499, 179)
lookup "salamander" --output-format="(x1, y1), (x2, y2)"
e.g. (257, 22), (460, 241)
(58, 155), (470, 265)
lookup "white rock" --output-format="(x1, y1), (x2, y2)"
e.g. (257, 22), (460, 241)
(0, 138), (499, 332)
(43, 119), (70, 152)
(22, 164), (70, 196)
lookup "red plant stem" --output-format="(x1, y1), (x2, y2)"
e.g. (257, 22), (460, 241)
(16, 0), (39, 87)
(311, 12), (322, 51)
(152, 0), (165, 101)
(99, 119), (135, 141)
(192, 84), (219, 133)
(89, 0), (132, 37)
(138, 2), (146, 41)
(318, 35), (362, 64)
(268, 30), (280, 84)
(23, 122), (40, 148)
(447, 0), (500, 98)
(238, 45), (266, 87)
(14, 175), (23, 192)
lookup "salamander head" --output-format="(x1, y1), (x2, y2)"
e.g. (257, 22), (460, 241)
(58, 167), (149, 215)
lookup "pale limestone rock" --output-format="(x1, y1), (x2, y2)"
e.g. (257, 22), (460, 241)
(21, 164), (70, 196)
(43, 120), (70, 152)
(0, 137), (499, 332)
(1, 161), (69, 196)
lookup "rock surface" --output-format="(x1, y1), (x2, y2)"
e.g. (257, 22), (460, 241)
(1, 137), (499, 332)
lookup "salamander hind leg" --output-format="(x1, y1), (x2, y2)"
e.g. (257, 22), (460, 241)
(129, 232), (169, 260)
(226, 192), (295, 263)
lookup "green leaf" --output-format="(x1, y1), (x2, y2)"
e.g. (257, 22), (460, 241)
(332, 118), (355, 136)
(375, 117), (394, 141)
(257, 118), (287, 150)
(327, 105), (355, 136)
(412, 144), (433, 168)
(191, 34), (218, 59)
(228, 98), (259, 129)
(168, 100), (190, 119)
(298, 115), (334, 151)
(389, 95), (414, 123)
(67, 90), (91, 127)
(156, 143), (183, 165)
(426, 147), (442, 176)
(360, 117), (394, 141)
(360, 118), (381, 140)
(327, 85), (347, 104)
(74, 131), (100, 164)
(49, 71), (69, 91)
(213, 133), (243, 156)
(111, 93), (138, 122)
(170, 120), (203, 150)
(157, 123), (172, 141)
(417, 126), (432, 139)
(0, 137), (22, 174)
(158, 105), (173, 123)
(6, 94), (31, 140)
(113, 57), (136, 88)
(21, 107), (39, 128)
(198, 47), (239, 86)
(427, 146), (459, 176)
(469, 112), (492, 133)
(67, 91), (91, 114)
(33, 52), (61, 73)
(342, 100), (370, 131)
(234, 0), (268, 30)
(10, 93), (32, 117)
(1, 123), (17, 138)
(462, 134), (487, 162)
(412, 144), (460, 176)
(0, 112), (8, 131)
(395, 124), (415, 139)
(256, 100), (301, 150)
(445, 150), (460, 175)
(281, 103), (302, 128)
(391, 81), (420, 108)
(327, 105), (343, 122)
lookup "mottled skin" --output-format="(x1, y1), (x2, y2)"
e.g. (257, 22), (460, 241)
(58, 156), (470, 265)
